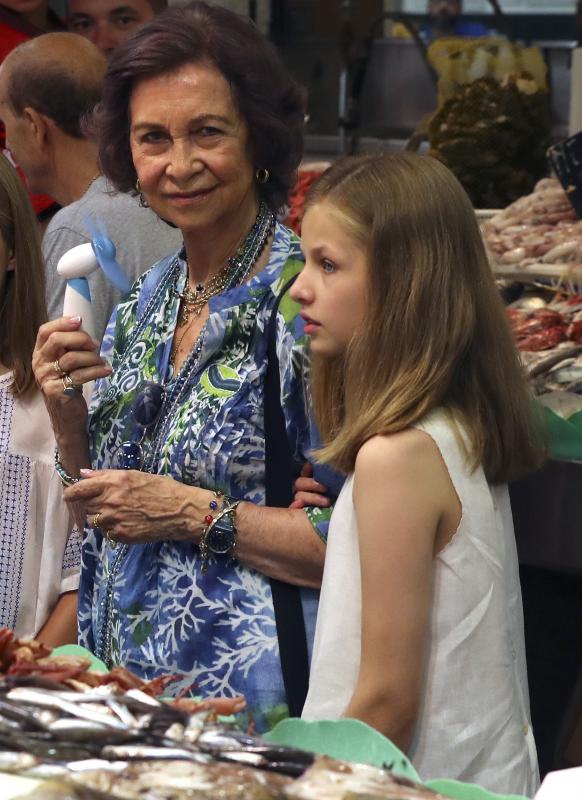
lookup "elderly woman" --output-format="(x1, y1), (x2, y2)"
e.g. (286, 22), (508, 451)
(32, 2), (332, 730)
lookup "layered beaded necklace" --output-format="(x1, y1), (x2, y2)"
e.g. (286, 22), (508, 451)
(173, 202), (275, 325)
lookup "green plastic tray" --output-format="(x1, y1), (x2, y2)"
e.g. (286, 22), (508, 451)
(544, 406), (582, 462)
(425, 778), (529, 800)
(265, 718), (419, 782)
(51, 644), (108, 673)
(265, 718), (530, 800)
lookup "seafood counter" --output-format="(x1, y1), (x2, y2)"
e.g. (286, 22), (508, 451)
(0, 679), (445, 799)
(0, 630), (468, 800)
(483, 178), (582, 276)
(482, 178), (582, 402)
(25, 759), (451, 800)
(481, 174), (582, 576)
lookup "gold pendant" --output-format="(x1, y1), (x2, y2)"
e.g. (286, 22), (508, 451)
(178, 299), (207, 326)
(178, 304), (189, 326)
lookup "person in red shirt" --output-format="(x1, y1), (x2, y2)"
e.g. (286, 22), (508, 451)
(0, 1), (64, 220)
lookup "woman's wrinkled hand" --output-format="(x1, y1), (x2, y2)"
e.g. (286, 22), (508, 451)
(64, 468), (212, 545)
(32, 316), (112, 439)
(289, 462), (331, 509)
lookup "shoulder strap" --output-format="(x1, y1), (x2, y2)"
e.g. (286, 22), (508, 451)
(265, 274), (310, 718)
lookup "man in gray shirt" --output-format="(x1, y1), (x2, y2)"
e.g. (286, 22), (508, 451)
(0, 32), (181, 341)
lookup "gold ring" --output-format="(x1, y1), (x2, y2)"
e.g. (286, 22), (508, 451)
(104, 528), (117, 549)
(90, 512), (103, 529)
(61, 374), (83, 396)
(53, 359), (66, 377)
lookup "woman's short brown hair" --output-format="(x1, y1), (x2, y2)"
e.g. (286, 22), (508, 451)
(93, 2), (305, 212)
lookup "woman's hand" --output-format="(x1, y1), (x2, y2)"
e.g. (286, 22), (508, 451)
(32, 316), (112, 440)
(64, 469), (214, 545)
(67, 469), (325, 586)
(290, 462), (331, 509)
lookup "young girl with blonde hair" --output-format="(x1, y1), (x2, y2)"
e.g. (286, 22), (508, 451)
(0, 153), (79, 643)
(292, 152), (542, 796)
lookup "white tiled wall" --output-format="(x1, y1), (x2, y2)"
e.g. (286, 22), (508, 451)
(401, 0), (576, 11)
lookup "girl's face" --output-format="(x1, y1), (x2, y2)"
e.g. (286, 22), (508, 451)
(291, 201), (369, 358)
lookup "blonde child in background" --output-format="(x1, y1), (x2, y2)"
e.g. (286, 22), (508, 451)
(0, 153), (79, 644)
(293, 153), (542, 796)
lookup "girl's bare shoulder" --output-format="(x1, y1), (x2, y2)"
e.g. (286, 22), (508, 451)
(355, 428), (442, 479)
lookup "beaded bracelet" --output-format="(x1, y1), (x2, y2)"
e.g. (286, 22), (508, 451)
(200, 493), (240, 573)
(54, 448), (81, 487)
(203, 490), (224, 524)
(202, 491), (238, 524)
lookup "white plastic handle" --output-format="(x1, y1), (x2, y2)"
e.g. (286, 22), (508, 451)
(56, 242), (99, 279)
(58, 242), (99, 406)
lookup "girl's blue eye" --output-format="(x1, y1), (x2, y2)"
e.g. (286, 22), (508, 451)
(322, 259), (336, 274)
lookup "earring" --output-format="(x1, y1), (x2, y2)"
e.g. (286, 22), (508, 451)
(255, 168), (270, 185)
(135, 178), (149, 208)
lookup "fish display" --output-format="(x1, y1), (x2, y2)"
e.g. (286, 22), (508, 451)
(482, 178), (582, 274)
(0, 629), (454, 799)
(0, 681), (453, 800)
(0, 675), (452, 799)
(17, 757), (450, 800)
(502, 292), (582, 395)
(0, 677), (276, 767)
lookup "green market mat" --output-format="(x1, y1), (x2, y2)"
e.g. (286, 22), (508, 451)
(265, 718), (530, 800)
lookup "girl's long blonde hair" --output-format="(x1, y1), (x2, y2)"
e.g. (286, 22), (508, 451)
(0, 155), (47, 396)
(307, 153), (544, 483)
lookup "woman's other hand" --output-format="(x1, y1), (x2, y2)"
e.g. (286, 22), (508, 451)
(32, 316), (112, 439)
(64, 469), (214, 545)
(290, 462), (331, 509)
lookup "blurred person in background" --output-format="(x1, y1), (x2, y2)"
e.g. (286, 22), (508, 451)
(422, 0), (488, 40)
(0, 1), (64, 61)
(0, 32), (181, 341)
(67, 0), (167, 56)
(0, 152), (79, 645)
(0, 0), (64, 224)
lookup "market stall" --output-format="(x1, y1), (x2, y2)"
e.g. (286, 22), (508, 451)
(480, 169), (582, 782)
(481, 176), (582, 465)
(0, 630), (538, 800)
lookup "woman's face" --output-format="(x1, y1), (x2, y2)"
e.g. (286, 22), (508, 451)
(129, 62), (257, 238)
(291, 201), (369, 358)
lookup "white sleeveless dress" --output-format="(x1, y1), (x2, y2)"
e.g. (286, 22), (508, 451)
(302, 410), (539, 797)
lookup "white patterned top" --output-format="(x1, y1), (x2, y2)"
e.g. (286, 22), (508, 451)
(0, 373), (80, 637)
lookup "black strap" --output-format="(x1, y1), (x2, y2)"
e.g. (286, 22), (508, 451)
(265, 274), (310, 718)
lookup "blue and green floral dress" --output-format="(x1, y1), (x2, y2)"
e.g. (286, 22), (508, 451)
(78, 223), (333, 730)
